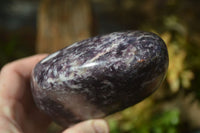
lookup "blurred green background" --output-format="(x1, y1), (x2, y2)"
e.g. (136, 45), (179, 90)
(1, 0), (200, 133)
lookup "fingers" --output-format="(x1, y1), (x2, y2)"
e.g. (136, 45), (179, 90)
(63, 119), (109, 133)
(0, 54), (50, 133)
(0, 54), (48, 100)
(0, 54), (48, 79)
(0, 115), (22, 133)
(0, 54), (48, 122)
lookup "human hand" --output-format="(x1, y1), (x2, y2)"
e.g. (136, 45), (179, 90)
(0, 54), (109, 133)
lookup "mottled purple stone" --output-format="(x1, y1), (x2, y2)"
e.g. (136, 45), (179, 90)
(31, 31), (169, 127)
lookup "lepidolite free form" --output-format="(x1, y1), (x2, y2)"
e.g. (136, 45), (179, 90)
(31, 31), (169, 127)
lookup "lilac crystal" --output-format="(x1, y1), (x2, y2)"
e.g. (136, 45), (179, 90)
(31, 31), (169, 127)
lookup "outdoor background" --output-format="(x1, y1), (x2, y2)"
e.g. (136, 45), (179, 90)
(0, 0), (200, 133)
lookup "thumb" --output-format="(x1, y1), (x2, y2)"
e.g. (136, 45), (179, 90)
(62, 119), (109, 133)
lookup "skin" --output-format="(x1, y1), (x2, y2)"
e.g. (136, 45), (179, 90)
(0, 54), (109, 133)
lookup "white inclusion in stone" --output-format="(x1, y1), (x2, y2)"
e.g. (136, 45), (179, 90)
(58, 73), (68, 82)
(53, 70), (58, 76)
(89, 43), (118, 63)
(136, 34), (144, 40)
(41, 51), (60, 64)
(46, 73), (67, 84)
(123, 47), (136, 65)
(149, 43), (154, 47)
(65, 42), (78, 50)
(81, 62), (97, 68)
(47, 78), (55, 84)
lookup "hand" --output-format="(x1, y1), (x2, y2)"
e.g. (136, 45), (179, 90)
(0, 54), (109, 133)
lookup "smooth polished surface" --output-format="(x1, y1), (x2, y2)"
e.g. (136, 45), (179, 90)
(31, 31), (169, 127)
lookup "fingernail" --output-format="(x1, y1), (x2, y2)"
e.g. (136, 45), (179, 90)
(92, 120), (109, 133)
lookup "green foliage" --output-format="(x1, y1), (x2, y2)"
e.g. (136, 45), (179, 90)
(108, 108), (180, 133)
(162, 31), (194, 92)
(148, 109), (179, 133)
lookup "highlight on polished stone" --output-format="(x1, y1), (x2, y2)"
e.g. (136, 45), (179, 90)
(31, 31), (169, 127)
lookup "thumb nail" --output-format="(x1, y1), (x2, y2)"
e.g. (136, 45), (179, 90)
(92, 120), (109, 133)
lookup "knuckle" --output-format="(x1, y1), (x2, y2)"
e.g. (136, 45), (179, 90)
(0, 62), (16, 76)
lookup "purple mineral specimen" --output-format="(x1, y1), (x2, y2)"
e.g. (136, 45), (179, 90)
(31, 31), (169, 127)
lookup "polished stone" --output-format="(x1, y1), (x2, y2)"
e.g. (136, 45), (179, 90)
(31, 31), (169, 127)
